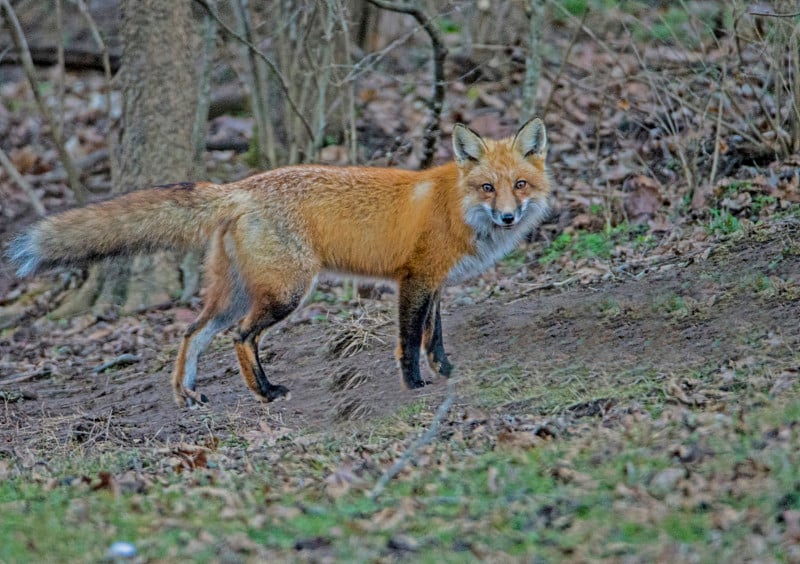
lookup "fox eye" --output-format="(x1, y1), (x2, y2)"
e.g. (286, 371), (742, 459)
(481, 183), (495, 193)
(515, 179), (528, 190)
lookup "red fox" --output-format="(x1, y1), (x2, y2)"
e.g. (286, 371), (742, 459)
(8, 118), (551, 407)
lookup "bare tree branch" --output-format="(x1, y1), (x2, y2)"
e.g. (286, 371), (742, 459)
(192, 0), (315, 142)
(231, 0), (273, 168)
(367, 0), (447, 168)
(193, 0), (218, 164)
(0, 0), (86, 204)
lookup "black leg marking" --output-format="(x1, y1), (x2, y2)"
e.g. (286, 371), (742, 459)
(398, 279), (434, 389)
(424, 290), (453, 377)
(234, 292), (302, 401)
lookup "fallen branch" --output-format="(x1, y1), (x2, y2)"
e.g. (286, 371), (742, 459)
(208, 88), (249, 119)
(369, 379), (455, 501)
(0, 44), (121, 72)
(92, 354), (141, 374)
(0, 390), (37, 402)
(0, 366), (52, 385)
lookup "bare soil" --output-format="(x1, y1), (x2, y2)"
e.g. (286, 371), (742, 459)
(3, 218), (799, 453)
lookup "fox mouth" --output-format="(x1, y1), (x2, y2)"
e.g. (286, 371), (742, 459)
(491, 218), (519, 229)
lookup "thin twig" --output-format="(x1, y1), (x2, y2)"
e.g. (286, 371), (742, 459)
(192, 0), (315, 142)
(232, 0), (271, 168)
(708, 59), (727, 189)
(544, 0), (624, 75)
(369, 379), (455, 501)
(541, 8), (587, 118)
(507, 276), (578, 304)
(69, 0), (113, 126)
(749, 7), (800, 18)
(0, 0), (86, 204)
(0, 145), (46, 216)
(625, 24), (695, 191)
(367, 0), (447, 169)
(193, 0), (218, 165)
(55, 0), (64, 134)
(340, 27), (418, 85)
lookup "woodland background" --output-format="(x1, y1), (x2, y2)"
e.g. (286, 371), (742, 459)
(0, 1), (799, 561)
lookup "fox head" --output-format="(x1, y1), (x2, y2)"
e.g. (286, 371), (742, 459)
(453, 118), (550, 233)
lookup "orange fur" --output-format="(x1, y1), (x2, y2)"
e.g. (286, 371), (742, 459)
(9, 119), (552, 407)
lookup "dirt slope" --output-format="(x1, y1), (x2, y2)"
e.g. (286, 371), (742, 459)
(1, 219), (799, 451)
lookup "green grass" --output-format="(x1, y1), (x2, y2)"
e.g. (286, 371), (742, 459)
(540, 223), (650, 265)
(558, 0), (588, 17)
(707, 208), (742, 236)
(2, 395), (798, 561)
(500, 248), (527, 267)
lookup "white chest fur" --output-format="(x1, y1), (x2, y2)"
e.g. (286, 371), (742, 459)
(447, 200), (549, 284)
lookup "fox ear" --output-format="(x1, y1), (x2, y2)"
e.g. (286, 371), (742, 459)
(452, 123), (486, 164)
(513, 117), (547, 159)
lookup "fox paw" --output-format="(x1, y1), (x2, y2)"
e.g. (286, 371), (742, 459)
(429, 358), (454, 377)
(257, 384), (291, 403)
(439, 359), (454, 377)
(176, 387), (209, 408)
(404, 377), (432, 389)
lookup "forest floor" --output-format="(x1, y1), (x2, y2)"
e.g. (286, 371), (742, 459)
(1, 2), (800, 561)
(1, 216), (799, 561)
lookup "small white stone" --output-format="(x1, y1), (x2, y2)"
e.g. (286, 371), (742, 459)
(108, 541), (137, 558)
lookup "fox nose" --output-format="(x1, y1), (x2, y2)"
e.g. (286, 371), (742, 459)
(501, 213), (515, 225)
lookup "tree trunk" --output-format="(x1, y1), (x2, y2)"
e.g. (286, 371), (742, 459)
(54, 0), (200, 317)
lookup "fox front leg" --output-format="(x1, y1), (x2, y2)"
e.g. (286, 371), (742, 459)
(422, 288), (453, 377)
(397, 278), (435, 388)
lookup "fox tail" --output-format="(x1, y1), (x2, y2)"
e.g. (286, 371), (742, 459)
(8, 182), (226, 277)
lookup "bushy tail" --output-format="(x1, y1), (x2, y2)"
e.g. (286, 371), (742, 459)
(8, 182), (227, 276)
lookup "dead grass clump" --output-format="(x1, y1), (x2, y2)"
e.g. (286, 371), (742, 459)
(325, 309), (390, 359)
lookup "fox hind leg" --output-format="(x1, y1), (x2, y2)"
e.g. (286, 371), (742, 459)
(233, 285), (308, 402)
(422, 288), (453, 377)
(172, 285), (249, 407)
(173, 309), (240, 407)
(172, 227), (249, 407)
